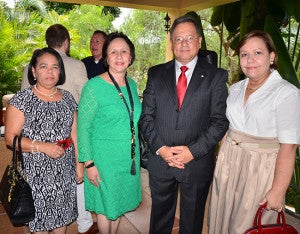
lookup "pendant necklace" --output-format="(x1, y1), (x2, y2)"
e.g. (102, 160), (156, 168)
(107, 71), (136, 175)
(34, 85), (57, 98)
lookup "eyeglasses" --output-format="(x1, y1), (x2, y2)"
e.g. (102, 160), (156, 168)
(173, 35), (199, 44)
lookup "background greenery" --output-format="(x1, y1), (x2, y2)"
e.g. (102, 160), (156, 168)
(0, 0), (166, 98)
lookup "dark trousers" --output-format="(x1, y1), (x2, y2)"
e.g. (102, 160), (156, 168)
(149, 173), (211, 234)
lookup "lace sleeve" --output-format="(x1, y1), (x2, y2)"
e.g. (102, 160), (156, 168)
(77, 82), (99, 162)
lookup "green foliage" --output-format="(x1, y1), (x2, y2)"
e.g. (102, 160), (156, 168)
(198, 8), (240, 84)
(0, 3), (167, 99)
(46, 1), (79, 14)
(102, 6), (121, 18)
(185, 11), (207, 50)
(0, 2), (117, 102)
(62, 4), (114, 59)
(15, 0), (47, 17)
(120, 10), (166, 93)
(209, 0), (300, 87)
(264, 15), (299, 87)
(211, 2), (241, 33)
(0, 8), (23, 99)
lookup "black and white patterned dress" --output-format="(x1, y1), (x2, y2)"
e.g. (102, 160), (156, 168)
(9, 88), (78, 232)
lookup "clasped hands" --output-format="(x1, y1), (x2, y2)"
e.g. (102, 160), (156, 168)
(158, 146), (193, 169)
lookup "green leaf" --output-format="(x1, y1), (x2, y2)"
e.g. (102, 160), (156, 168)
(295, 0), (300, 22)
(223, 2), (241, 33)
(210, 6), (224, 27)
(264, 15), (300, 87)
(185, 11), (207, 50)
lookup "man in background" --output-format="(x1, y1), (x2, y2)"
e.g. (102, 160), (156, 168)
(82, 30), (107, 79)
(21, 24), (97, 234)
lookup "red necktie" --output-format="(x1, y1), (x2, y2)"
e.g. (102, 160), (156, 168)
(177, 66), (188, 109)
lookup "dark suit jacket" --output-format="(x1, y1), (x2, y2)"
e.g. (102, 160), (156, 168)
(139, 58), (229, 182)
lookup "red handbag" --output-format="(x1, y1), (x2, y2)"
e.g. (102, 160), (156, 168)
(244, 203), (298, 234)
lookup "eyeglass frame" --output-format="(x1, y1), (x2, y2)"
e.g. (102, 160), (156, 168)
(171, 35), (200, 44)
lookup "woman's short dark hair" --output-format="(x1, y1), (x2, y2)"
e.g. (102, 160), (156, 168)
(28, 47), (66, 86)
(102, 32), (135, 68)
(236, 30), (278, 70)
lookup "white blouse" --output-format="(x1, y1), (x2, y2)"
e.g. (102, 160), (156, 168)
(227, 70), (300, 144)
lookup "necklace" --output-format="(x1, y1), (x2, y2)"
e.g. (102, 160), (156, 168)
(107, 71), (136, 176)
(34, 85), (57, 98)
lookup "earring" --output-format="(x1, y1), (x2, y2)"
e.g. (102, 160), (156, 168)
(270, 61), (273, 65)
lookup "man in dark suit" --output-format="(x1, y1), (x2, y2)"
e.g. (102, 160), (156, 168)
(82, 30), (107, 79)
(139, 15), (229, 234)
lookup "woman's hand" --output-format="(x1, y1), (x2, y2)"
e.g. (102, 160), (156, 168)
(261, 143), (298, 212)
(86, 166), (101, 187)
(76, 162), (84, 184)
(39, 142), (66, 159)
(260, 189), (285, 212)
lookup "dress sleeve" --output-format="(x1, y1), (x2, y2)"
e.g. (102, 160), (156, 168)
(77, 81), (99, 162)
(276, 85), (300, 144)
(8, 89), (30, 113)
(65, 90), (78, 112)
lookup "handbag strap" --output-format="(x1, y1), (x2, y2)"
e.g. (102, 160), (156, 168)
(254, 203), (287, 231)
(12, 135), (25, 170)
(12, 135), (18, 169)
(17, 135), (24, 169)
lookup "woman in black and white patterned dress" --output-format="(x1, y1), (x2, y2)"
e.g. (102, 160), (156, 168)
(5, 47), (78, 233)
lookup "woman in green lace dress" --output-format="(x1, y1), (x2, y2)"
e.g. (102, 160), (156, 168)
(78, 32), (142, 234)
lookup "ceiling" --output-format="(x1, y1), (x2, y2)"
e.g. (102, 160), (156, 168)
(48, 0), (239, 12)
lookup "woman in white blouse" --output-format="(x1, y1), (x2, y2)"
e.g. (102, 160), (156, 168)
(209, 30), (300, 234)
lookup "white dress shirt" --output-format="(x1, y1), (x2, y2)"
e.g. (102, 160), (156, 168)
(175, 56), (198, 86)
(227, 70), (300, 144)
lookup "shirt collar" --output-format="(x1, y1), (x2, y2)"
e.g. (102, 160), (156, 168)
(175, 56), (198, 72)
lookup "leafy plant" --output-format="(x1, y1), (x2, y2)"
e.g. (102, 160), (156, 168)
(210, 0), (300, 87)
(120, 10), (166, 93)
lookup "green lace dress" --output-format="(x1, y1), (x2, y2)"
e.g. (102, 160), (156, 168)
(78, 76), (142, 220)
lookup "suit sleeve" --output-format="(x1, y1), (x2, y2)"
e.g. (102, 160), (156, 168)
(75, 61), (88, 102)
(21, 65), (30, 89)
(189, 69), (229, 160)
(139, 67), (167, 153)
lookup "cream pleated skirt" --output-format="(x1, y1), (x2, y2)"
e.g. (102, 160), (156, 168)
(209, 129), (280, 234)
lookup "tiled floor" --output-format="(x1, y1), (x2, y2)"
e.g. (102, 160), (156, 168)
(1, 136), (299, 233)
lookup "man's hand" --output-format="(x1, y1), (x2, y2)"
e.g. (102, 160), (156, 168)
(170, 146), (194, 169)
(157, 146), (174, 164)
(158, 145), (193, 169)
